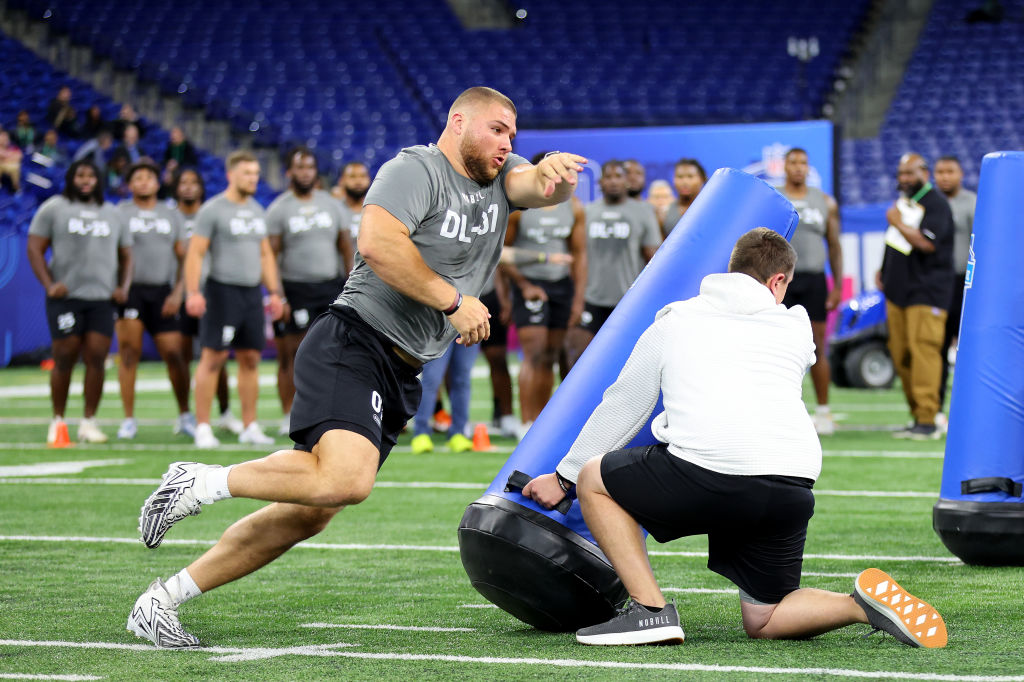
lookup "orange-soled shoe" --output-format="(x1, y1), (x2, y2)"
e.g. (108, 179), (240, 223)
(853, 568), (947, 648)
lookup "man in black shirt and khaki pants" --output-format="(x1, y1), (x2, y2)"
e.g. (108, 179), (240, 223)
(878, 153), (955, 440)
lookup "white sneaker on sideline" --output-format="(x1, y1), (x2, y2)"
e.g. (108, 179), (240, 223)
(46, 417), (64, 445)
(515, 420), (533, 442)
(127, 578), (200, 648)
(78, 417), (108, 444)
(278, 413), (291, 436)
(239, 422), (274, 445)
(193, 423), (220, 449)
(935, 412), (948, 434)
(173, 412), (197, 438)
(498, 414), (521, 438)
(216, 409), (244, 435)
(812, 412), (835, 436)
(118, 417), (138, 440)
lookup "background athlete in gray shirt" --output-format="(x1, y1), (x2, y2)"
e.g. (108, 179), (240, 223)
(183, 151), (284, 449)
(564, 160), (662, 372)
(267, 147), (354, 436)
(27, 159), (132, 445)
(131, 87), (587, 649)
(779, 147), (843, 436)
(114, 160), (192, 441)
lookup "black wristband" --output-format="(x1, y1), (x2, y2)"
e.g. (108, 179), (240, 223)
(555, 471), (574, 493)
(443, 291), (463, 316)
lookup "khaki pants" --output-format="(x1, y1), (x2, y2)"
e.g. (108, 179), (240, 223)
(886, 302), (947, 425)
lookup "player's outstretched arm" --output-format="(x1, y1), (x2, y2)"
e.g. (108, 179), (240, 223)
(506, 152), (587, 209)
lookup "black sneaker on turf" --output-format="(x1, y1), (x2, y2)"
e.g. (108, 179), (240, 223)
(126, 578), (200, 648)
(853, 568), (947, 648)
(576, 600), (685, 646)
(138, 461), (211, 548)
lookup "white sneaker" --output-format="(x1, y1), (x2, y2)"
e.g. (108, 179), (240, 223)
(118, 417), (138, 440)
(278, 412), (291, 436)
(138, 461), (214, 548)
(78, 417), (108, 444)
(46, 417), (64, 445)
(515, 420), (533, 442)
(173, 412), (197, 438)
(193, 423), (220, 449)
(498, 414), (521, 438)
(239, 422), (274, 445)
(216, 409), (244, 435)
(127, 578), (200, 648)
(935, 412), (948, 434)
(812, 412), (835, 436)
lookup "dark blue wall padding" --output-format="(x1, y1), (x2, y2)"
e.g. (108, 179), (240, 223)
(459, 168), (798, 631)
(934, 151), (1024, 566)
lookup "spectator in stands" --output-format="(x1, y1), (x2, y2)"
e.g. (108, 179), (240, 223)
(877, 153), (955, 441)
(564, 160), (661, 373)
(13, 110), (36, 151)
(623, 159), (646, 199)
(662, 158), (707, 236)
(778, 148), (843, 436)
(37, 129), (68, 166)
(82, 105), (106, 139)
(331, 160), (371, 243)
(73, 129), (114, 176)
(933, 155), (976, 420)
(106, 148), (131, 199)
(46, 86), (78, 138)
(0, 130), (23, 193)
(112, 103), (145, 141)
(117, 124), (142, 164)
(27, 159), (132, 445)
(163, 126), (199, 172)
(646, 179), (675, 226)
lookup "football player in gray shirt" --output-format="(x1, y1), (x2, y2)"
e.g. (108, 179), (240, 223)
(131, 87), (586, 648)
(268, 147), (354, 436)
(564, 160), (662, 372)
(331, 160), (370, 246)
(183, 151), (284, 450)
(114, 160), (192, 441)
(27, 159), (132, 445)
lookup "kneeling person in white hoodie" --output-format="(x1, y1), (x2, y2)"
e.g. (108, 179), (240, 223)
(525, 227), (947, 649)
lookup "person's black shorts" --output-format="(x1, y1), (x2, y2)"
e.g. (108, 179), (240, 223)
(290, 306), (422, 468)
(578, 302), (615, 335)
(782, 271), (828, 322)
(46, 297), (116, 339)
(179, 299), (199, 337)
(512, 276), (574, 330)
(198, 278), (266, 351)
(601, 443), (815, 605)
(480, 288), (509, 349)
(273, 278), (344, 338)
(117, 283), (182, 336)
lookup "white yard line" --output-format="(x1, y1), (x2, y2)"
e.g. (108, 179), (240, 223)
(0, 676), (103, 681)
(662, 587), (736, 594)
(300, 623), (475, 632)
(0, 459), (130, 477)
(0, 640), (1018, 680)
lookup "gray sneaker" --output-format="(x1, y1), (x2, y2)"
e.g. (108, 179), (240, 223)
(576, 600), (685, 646)
(127, 578), (200, 648)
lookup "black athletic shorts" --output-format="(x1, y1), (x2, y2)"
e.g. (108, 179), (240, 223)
(117, 283), (182, 336)
(480, 288), (509, 349)
(512, 276), (574, 330)
(273, 277), (343, 338)
(179, 300), (199, 337)
(45, 297), (116, 339)
(198, 278), (266, 351)
(578, 301), (615, 335)
(782, 272), (828, 322)
(289, 306), (422, 467)
(601, 443), (815, 605)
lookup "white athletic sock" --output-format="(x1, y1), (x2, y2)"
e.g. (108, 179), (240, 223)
(815, 405), (831, 416)
(197, 464), (234, 505)
(164, 568), (202, 606)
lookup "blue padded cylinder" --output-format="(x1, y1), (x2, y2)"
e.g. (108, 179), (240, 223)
(934, 151), (1024, 565)
(459, 168), (798, 630)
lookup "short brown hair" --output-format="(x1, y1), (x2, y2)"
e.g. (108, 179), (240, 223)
(226, 150), (258, 171)
(728, 227), (797, 283)
(448, 86), (517, 120)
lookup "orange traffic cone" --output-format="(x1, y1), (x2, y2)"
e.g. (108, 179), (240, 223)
(49, 421), (73, 448)
(472, 423), (492, 452)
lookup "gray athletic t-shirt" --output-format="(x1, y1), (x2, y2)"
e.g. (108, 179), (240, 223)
(334, 144), (528, 362)
(28, 195), (132, 300)
(514, 201), (573, 281)
(193, 193), (268, 287)
(267, 190), (346, 282)
(947, 189), (976, 274)
(780, 186), (830, 273)
(662, 202), (686, 235)
(119, 201), (185, 286)
(583, 198), (661, 307)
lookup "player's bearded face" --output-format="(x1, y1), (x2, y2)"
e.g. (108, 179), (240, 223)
(460, 130), (501, 185)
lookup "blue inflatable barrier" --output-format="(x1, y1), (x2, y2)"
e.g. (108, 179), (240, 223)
(458, 168), (799, 630)
(933, 152), (1024, 565)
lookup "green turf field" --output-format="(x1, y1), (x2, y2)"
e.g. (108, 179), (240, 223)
(0, 359), (1021, 681)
